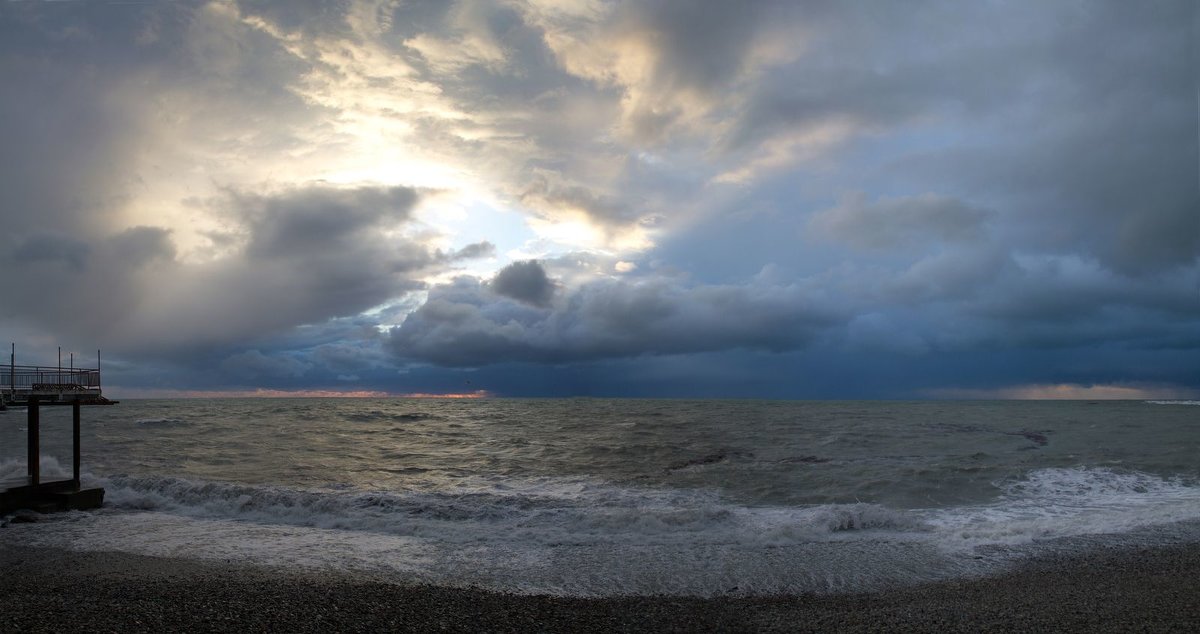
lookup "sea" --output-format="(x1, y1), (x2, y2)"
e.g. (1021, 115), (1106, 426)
(2, 398), (1198, 597)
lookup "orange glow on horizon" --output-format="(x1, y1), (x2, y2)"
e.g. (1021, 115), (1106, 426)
(927, 383), (1198, 400)
(107, 387), (494, 399)
(399, 390), (492, 399)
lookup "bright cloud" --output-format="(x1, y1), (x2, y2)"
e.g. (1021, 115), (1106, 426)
(1, 0), (1196, 398)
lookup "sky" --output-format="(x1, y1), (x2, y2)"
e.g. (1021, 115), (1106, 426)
(1, 0), (1197, 399)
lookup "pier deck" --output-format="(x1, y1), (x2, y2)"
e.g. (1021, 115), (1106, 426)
(2, 364), (115, 406)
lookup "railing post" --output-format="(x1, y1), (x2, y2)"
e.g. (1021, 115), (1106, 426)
(73, 400), (81, 487)
(27, 396), (40, 486)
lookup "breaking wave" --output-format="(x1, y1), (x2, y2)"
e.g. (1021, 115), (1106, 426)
(928, 467), (1200, 548)
(135, 418), (190, 427)
(99, 474), (913, 544)
(0, 456), (71, 481)
(7, 466), (1200, 596)
(91, 466), (1200, 549)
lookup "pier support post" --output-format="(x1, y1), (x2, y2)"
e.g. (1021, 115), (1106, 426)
(73, 400), (81, 486)
(27, 396), (40, 486)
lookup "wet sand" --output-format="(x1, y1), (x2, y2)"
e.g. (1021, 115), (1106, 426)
(1, 543), (1197, 632)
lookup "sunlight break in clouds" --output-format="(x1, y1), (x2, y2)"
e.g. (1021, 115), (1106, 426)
(0, 1), (1196, 397)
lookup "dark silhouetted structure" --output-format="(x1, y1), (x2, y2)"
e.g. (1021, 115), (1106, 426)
(2, 345), (109, 514)
(3, 344), (117, 407)
(1, 397), (106, 513)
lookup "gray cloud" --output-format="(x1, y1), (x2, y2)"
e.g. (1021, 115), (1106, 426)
(518, 172), (636, 228)
(389, 273), (839, 366)
(810, 193), (993, 251)
(1, 35), (145, 237)
(11, 233), (92, 271)
(619, 0), (769, 96)
(605, 0), (775, 142)
(2, 0), (1197, 397)
(105, 227), (178, 268)
(846, 250), (1200, 355)
(235, 187), (418, 258)
(0, 0), (320, 234)
(313, 341), (386, 375)
(1, 184), (490, 358)
(489, 260), (556, 307)
(448, 242), (496, 261)
(109, 184), (468, 353)
(220, 349), (313, 380)
(876, 2), (1197, 276)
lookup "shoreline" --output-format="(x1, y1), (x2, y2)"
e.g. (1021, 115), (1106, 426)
(2, 543), (1198, 632)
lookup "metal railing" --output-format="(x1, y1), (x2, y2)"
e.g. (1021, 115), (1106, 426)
(3, 365), (101, 391)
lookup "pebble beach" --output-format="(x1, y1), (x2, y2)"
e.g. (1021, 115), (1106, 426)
(2, 543), (1197, 632)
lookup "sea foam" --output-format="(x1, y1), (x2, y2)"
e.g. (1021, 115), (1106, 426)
(5, 465), (1199, 596)
(927, 467), (1200, 548)
(0, 456), (71, 482)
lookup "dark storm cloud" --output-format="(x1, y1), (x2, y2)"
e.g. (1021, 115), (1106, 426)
(388, 273), (839, 367)
(489, 260), (556, 307)
(313, 340), (385, 375)
(835, 248), (1200, 358)
(191, 312), (398, 390)
(220, 349), (313, 380)
(2, 0), (1197, 397)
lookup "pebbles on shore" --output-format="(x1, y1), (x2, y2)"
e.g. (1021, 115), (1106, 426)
(1, 544), (1198, 632)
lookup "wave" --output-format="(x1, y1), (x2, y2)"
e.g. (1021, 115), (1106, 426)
(82, 472), (936, 559)
(344, 411), (441, 423)
(1145, 400), (1200, 406)
(8, 466), (1200, 597)
(928, 467), (1200, 548)
(135, 417), (190, 427)
(89, 466), (1200, 547)
(97, 474), (812, 543)
(13, 473), (955, 596)
(0, 456), (71, 482)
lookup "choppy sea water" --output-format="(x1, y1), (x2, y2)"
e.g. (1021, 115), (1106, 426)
(2, 399), (1198, 596)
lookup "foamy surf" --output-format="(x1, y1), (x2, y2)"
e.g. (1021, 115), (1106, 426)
(0, 456), (72, 482)
(927, 467), (1200, 549)
(5, 399), (1198, 595)
(5, 466), (1200, 596)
